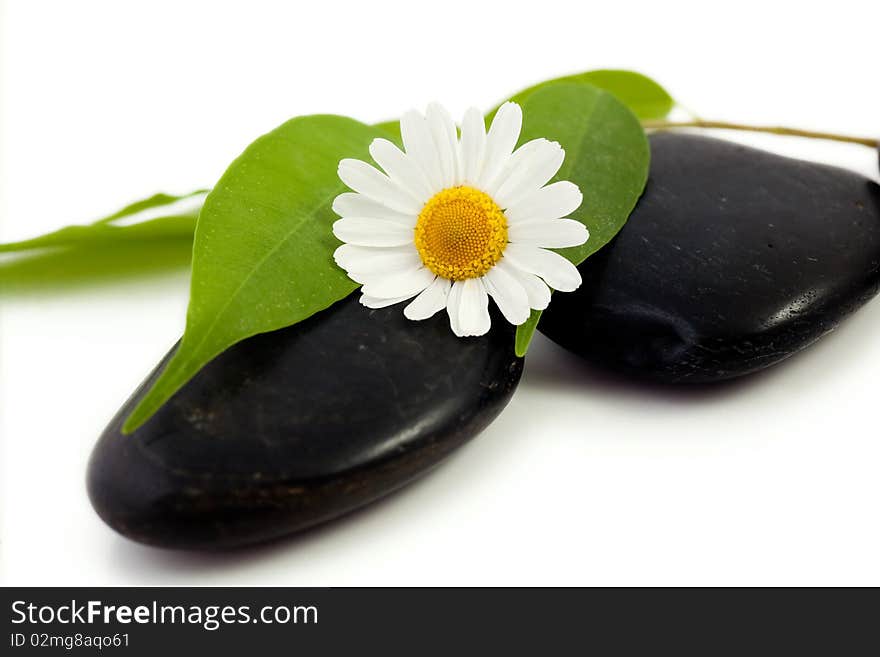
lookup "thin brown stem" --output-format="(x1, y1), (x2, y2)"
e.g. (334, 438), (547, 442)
(642, 119), (878, 148)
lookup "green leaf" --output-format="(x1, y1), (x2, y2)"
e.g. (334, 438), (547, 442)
(0, 190), (206, 253)
(0, 238), (193, 298)
(374, 70), (672, 145)
(94, 189), (209, 225)
(512, 82), (651, 356)
(122, 115), (387, 433)
(493, 69), (674, 122)
(0, 213), (199, 254)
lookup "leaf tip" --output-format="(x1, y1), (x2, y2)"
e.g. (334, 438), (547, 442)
(120, 408), (147, 435)
(514, 309), (542, 357)
(119, 365), (182, 435)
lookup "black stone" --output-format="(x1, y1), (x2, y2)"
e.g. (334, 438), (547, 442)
(88, 294), (522, 549)
(539, 133), (880, 383)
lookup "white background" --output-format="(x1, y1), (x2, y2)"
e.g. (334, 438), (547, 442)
(2, 0), (879, 586)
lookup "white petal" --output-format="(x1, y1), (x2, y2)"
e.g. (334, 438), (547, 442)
(505, 138), (548, 172)
(502, 243), (582, 292)
(446, 280), (465, 336)
(505, 181), (583, 224)
(426, 103), (457, 189)
(459, 107), (486, 186)
(479, 102), (522, 193)
(338, 159), (421, 215)
(508, 219), (589, 248)
(457, 277), (491, 337)
(343, 271), (370, 285)
(332, 192), (416, 226)
(369, 138), (434, 202)
(360, 266), (436, 299)
(497, 260), (551, 310)
(483, 266), (530, 325)
(400, 110), (443, 192)
(481, 138), (544, 207)
(334, 244), (422, 276)
(360, 293), (416, 309)
(332, 217), (414, 247)
(404, 276), (451, 320)
(493, 140), (564, 209)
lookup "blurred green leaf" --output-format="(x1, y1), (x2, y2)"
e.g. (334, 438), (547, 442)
(94, 189), (209, 225)
(0, 190), (205, 254)
(0, 212), (199, 254)
(0, 238), (193, 298)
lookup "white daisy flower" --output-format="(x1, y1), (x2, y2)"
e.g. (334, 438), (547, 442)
(332, 101), (588, 337)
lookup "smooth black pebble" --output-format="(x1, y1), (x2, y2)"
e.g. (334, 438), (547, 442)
(539, 133), (880, 382)
(88, 295), (522, 549)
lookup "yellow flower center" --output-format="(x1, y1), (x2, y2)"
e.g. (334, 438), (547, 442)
(414, 186), (508, 281)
